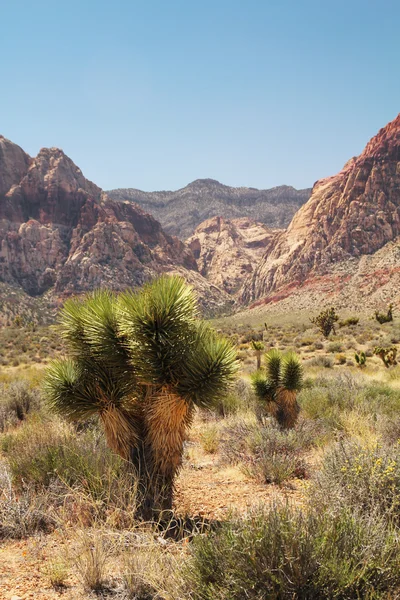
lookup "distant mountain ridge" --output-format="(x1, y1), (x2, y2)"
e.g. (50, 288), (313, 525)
(107, 179), (311, 239)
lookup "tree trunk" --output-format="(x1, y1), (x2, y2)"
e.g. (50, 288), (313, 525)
(275, 388), (300, 429)
(139, 386), (194, 518)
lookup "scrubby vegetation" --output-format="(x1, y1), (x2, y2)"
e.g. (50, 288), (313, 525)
(375, 303), (394, 324)
(310, 307), (339, 338)
(1, 297), (400, 598)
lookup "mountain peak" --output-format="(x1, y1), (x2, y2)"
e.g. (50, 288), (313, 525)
(187, 178), (223, 188)
(242, 112), (400, 306)
(358, 112), (400, 162)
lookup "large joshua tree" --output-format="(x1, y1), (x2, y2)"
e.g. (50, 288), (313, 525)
(44, 276), (237, 517)
(251, 349), (303, 429)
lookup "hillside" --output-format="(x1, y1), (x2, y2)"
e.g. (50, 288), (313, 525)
(107, 179), (310, 239)
(241, 113), (400, 310)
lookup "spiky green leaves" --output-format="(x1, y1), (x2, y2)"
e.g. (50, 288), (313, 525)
(119, 276), (238, 404)
(44, 276), (238, 420)
(250, 370), (275, 402)
(118, 275), (199, 386)
(251, 350), (303, 401)
(44, 290), (140, 421)
(251, 340), (264, 352)
(281, 353), (303, 391)
(177, 324), (239, 407)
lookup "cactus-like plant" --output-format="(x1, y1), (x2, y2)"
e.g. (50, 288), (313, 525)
(375, 304), (393, 324)
(43, 276), (237, 517)
(373, 346), (397, 368)
(251, 340), (265, 370)
(310, 307), (339, 338)
(251, 349), (303, 429)
(354, 351), (366, 368)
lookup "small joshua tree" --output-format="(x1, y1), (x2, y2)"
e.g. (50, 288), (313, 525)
(251, 349), (303, 429)
(375, 304), (393, 324)
(311, 307), (339, 338)
(373, 346), (397, 368)
(251, 340), (265, 370)
(355, 351), (367, 368)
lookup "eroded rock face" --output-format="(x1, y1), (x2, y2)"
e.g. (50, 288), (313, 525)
(0, 137), (228, 310)
(187, 216), (279, 295)
(0, 136), (31, 197)
(242, 113), (400, 304)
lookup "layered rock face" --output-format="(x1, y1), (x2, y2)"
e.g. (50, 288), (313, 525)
(242, 113), (400, 305)
(187, 216), (279, 295)
(108, 179), (310, 239)
(0, 137), (229, 310)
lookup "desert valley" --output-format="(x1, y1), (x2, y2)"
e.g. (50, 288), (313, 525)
(0, 110), (400, 599)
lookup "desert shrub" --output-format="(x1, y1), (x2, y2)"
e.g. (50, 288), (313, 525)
(335, 353), (346, 365)
(307, 355), (334, 368)
(0, 380), (40, 432)
(186, 503), (400, 599)
(0, 461), (56, 539)
(122, 539), (182, 599)
(200, 424), (220, 454)
(312, 441), (400, 522)
(339, 316), (360, 327)
(298, 337), (315, 347)
(312, 340), (324, 350)
(247, 425), (310, 484)
(212, 378), (254, 416)
(0, 415), (139, 524)
(298, 373), (364, 429)
(219, 420), (255, 465)
(327, 341), (344, 353)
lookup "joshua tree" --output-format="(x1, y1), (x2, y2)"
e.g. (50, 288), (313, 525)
(311, 307), (339, 338)
(251, 340), (265, 370)
(373, 346), (397, 368)
(44, 276), (237, 517)
(251, 349), (303, 429)
(375, 304), (393, 324)
(354, 351), (367, 368)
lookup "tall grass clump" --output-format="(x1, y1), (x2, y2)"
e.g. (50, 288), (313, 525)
(0, 380), (40, 432)
(0, 414), (139, 527)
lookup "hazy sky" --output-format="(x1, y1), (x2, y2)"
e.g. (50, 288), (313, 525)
(1, 0), (399, 191)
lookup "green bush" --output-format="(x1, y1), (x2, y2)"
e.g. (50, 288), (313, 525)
(327, 341), (344, 353)
(308, 355), (334, 368)
(312, 441), (400, 522)
(186, 504), (400, 599)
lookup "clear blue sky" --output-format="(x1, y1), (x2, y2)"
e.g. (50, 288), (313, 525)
(1, 0), (399, 191)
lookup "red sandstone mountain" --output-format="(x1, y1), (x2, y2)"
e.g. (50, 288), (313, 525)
(0, 136), (229, 312)
(187, 216), (279, 295)
(242, 113), (400, 309)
